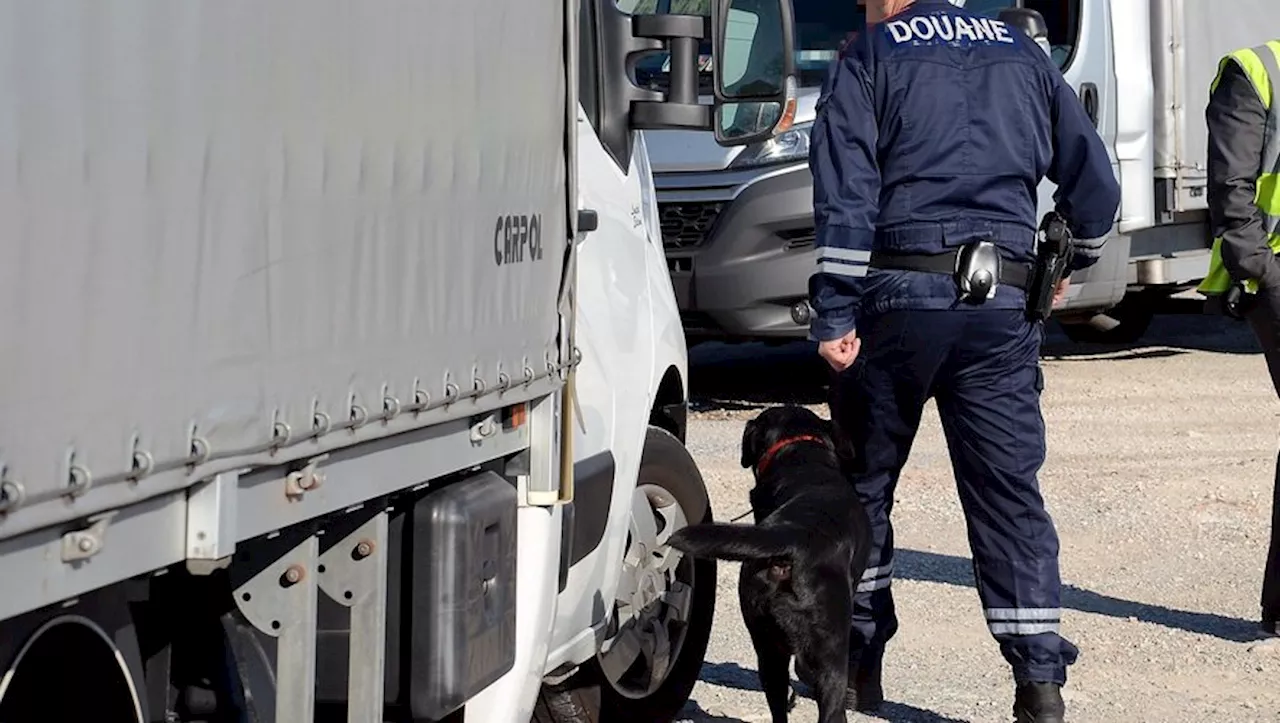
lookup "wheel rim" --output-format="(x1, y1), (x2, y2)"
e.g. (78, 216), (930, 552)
(597, 483), (696, 699)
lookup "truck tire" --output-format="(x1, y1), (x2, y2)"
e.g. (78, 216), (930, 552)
(534, 426), (716, 723)
(1057, 296), (1156, 345)
(0, 613), (148, 723)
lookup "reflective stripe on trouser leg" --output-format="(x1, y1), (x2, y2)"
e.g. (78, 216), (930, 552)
(934, 311), (1079, 685)
(856, 562), (893, 593)
(984, 607), (1061, 635)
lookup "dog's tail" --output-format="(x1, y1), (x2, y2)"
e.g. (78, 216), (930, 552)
(668, 522), (803, 562)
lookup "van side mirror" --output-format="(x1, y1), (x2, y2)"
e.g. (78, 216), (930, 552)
(596, 0), (795, 167)
(710, 0), (796, 146)
(997, 8), (1052, 56)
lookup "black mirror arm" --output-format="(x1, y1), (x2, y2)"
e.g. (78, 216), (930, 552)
(628, 13), (713, 131)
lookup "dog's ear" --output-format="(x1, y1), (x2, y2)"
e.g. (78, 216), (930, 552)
(740, 417), (763, 469)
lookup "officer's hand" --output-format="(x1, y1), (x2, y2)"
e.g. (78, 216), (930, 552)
(817, 330), (861, 372)
(1052, 278), (1071, 308)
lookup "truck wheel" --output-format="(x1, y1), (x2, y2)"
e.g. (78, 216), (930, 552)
(1057, 296), (1156, 345)
(534, 426), (716, 723)
(0, 615), (147, 723)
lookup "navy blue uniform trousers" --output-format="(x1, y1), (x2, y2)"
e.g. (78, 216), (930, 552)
(831, 308), (1079, 685)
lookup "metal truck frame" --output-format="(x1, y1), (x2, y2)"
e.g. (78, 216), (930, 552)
(0, 2), (793, 722)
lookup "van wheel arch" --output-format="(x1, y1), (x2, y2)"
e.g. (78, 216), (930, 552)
(648, 366), (687, 443)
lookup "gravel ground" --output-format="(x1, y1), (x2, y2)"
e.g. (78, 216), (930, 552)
(674, 305), (1280, 723)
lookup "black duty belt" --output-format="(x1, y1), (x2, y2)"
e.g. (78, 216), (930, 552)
(869, 249), (1031, 291)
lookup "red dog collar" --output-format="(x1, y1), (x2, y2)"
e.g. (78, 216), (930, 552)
(754, 434), (829, 476)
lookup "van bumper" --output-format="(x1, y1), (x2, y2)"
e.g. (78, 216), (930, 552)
(657, 162), (818, 342)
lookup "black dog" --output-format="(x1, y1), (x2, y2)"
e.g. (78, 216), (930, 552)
(667, 405), (872, 723)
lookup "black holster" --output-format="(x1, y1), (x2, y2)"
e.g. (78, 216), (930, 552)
(1026, 212), (1074, 322)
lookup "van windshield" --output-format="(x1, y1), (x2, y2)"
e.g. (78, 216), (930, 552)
(623, 0), (1017, 92)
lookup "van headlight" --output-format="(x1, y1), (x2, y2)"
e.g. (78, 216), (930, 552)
(727, 122), (812, 169)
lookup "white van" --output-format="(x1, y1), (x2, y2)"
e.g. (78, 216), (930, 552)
(644, 0), (1270, 345)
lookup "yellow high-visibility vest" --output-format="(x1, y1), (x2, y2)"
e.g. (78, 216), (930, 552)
(1199, 40), (1280, 296)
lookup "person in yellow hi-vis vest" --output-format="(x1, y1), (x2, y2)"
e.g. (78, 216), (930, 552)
(1199, 39), (1280, 634)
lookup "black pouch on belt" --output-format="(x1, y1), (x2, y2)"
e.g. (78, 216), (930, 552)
(954, 240), (1002, 304)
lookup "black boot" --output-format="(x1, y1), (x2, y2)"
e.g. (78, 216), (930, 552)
(846, 660), (884, 712)
(1013, 682), (1065, 723)
(794, 657), (883, 712)
(1260, 607), (1279, 636)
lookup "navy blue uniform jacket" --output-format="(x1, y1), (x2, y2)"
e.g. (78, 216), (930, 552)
(807, 0), (1121, 341)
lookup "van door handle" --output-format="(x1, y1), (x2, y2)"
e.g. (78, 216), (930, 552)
(1079, 82), (1099, 128)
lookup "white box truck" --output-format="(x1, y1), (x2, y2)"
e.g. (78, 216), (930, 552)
(641, 0), (1278, 345)
(0, 1), (794, 722)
